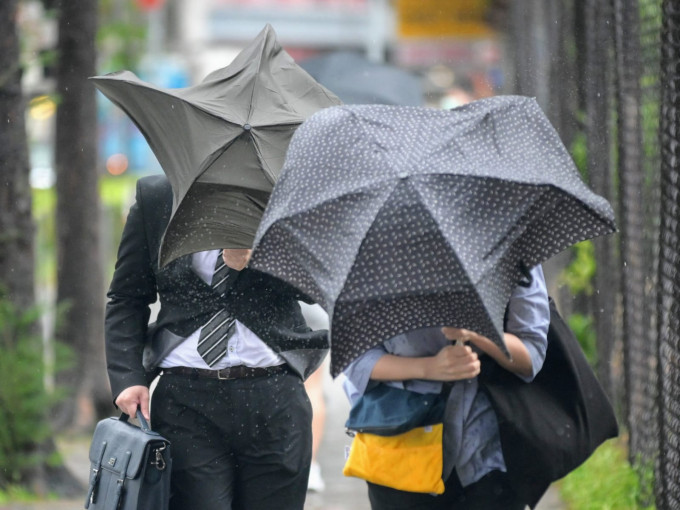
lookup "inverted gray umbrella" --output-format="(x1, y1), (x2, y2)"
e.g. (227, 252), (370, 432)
(300, 51), (424, 106)
(249, 96), (617, 376)
(91, 24), (341, 267)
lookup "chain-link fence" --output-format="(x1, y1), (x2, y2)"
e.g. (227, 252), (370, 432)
(657, 2), (680, 508)
(503, 0), (679, 507)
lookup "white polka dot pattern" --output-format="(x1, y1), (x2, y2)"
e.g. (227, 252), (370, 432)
(250, 95), (617, 376)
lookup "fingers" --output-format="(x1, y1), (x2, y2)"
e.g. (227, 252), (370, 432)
(451, 340), (471, 353)
(441, 326), (462, 340)
(434, 344), (480, 380)
(115, 385), (150, 421)
(449, 349), (481, 379)
(441, 327), (473, 343)
(222, 248), (252, 271)
(139, 391), (150, 422)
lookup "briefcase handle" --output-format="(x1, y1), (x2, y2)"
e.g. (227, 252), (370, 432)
(119, 409), (152, 433)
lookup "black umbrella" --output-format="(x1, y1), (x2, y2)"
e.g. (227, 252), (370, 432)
(91, 24), (341, 267)
(249, 96), (616, 376)
(300, 51), (424, 106)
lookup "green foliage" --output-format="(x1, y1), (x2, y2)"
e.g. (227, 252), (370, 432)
(32, 174), (137, 289)
(0, 292), (72, 488)
(559, 240), (597, 295)
(0, 484), (36, 504)
(97, 22), (147, 72)
(100, 173), (138, 208)
(567, 312), (597, 366)
(33, 187), (57, 287)
(100, 174), (138, 278)
(560, 438), (656, 510)
(95, 0), (150, 72)
(570, 129), (588, 181)
(632, 454), (657, 509)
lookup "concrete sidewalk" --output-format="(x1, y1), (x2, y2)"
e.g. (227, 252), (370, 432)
(0, 373), (566, 510)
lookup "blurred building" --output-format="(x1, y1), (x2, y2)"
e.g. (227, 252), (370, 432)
(20, 0), (504, 178)
(166, 0), (502, 102)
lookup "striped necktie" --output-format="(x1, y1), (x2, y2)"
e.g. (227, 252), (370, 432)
(197, 253), (236, 367)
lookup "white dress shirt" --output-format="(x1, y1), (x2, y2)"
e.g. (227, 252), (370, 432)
(159, 250), (285, 370)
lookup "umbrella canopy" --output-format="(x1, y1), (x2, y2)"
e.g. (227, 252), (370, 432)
(249, 96), (617, 376)
(91, 24), (341, 267)
(300, 51), (424, 106)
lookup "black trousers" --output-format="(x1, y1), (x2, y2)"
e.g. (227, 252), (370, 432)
(367, 469), (526, 510)
(151, 369), (312, 510)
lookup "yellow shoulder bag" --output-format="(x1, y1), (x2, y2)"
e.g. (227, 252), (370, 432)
(343, 423), (445, 494)
(342, 384), (447, 494)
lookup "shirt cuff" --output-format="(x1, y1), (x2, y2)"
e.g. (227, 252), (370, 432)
(342, 347), (386, 404)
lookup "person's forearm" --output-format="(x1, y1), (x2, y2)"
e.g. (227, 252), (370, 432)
(370, 342), (481, 382)
(471, 332), (533, 377)
(370, 354), (429, 381)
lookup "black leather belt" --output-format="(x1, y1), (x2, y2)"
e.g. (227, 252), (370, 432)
(162, 365), (287, 380)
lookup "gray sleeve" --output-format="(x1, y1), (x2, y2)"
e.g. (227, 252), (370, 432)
(341, 346), (387, 404)
(505, 264), (550, 381)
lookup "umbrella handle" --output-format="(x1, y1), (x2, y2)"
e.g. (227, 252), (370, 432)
(517, 261), (533, 287)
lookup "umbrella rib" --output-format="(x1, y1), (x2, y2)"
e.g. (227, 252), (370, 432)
(246, 35), (270, 124)
(334, 179), (460, 302)
(100, 74), (285, 126)
(113, 76), (253, 126)
(268, 179), (397, 232)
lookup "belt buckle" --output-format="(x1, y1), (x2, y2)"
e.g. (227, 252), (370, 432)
(217, 367), (232, 380)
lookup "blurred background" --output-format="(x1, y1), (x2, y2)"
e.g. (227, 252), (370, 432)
(21, 0), (505, 183)
(3, 1), (679, 509)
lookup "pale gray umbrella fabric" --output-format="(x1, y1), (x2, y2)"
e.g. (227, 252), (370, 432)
(91, 24), (341, 267)
(250, 96), (616, 377)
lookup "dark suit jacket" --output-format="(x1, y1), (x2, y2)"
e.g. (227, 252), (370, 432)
(105, 174), (329, 400)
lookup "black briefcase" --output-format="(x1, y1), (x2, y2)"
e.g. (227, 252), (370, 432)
(85, 410), (171, 510)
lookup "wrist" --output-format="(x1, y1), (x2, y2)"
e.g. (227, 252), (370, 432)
(417, 357), (433, 379)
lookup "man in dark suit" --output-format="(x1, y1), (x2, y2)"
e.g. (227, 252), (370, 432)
(105, 174), (328, 510)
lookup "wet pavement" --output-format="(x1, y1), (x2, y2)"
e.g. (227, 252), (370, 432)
(0, 372), (565, 510)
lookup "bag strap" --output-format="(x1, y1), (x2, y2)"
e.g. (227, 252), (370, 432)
(84, 440), (107, 509)
(112, 450), (133, 509)
(119, 409), (152, 433)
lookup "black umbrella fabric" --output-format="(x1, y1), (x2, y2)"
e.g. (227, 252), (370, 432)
(300, 51), (424, 106)
(249, 96), (616, 376)
(91, 24), (341, 267)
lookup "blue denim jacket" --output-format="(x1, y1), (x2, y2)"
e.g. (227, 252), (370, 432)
(343, 265), (550, 487)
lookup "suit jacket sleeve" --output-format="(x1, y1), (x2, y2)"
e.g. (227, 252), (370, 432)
(105, 179), (158, 401)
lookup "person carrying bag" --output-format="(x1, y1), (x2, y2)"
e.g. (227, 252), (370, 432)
(342, 265), (617, 510)
(343, 265), (550, 510)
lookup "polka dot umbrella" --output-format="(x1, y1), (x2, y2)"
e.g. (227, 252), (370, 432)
(249, 96), (617, 377)
(90, 24), (341, 268)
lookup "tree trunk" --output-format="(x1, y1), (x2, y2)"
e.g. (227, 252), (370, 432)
(53, 0), (111, 431)
(0, 1), (82, 497)
(0, 0), (35, 308)
(584, 0), (620, 407)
